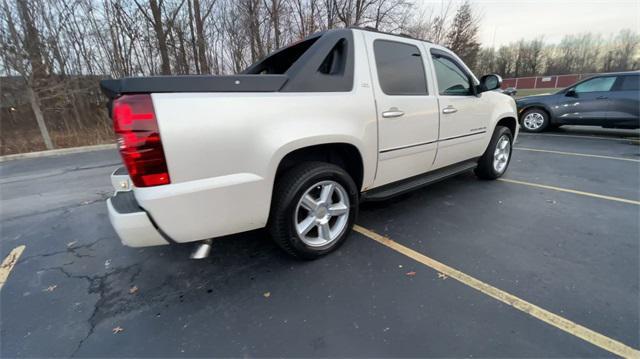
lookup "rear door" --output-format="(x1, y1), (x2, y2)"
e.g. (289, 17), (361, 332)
(363, 32), (439, 187)
(429, 49), (491, 169)
(556, 76), (616, 125)
(608, 74), (640, 127)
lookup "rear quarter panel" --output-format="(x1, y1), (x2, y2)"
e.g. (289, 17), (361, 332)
(136, 34), (377, 242)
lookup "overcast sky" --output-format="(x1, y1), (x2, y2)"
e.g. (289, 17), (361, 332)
(418, 0), (640, 47)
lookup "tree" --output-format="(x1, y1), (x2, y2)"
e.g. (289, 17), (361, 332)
(134, 0), (186, 75)
(1, 0), (54, 149)
(445, 1), (479, 69)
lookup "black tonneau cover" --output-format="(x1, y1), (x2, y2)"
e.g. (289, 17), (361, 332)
(100, 75), (288, 99)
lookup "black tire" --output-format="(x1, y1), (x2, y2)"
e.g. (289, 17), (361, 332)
(520, 108), (549, 132)
(268, 162), (359, 259)
(475, 126), (513, 180)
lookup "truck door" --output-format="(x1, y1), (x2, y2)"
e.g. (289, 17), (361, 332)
(363, 32), (439, 187)
(429, 49), (491, 169)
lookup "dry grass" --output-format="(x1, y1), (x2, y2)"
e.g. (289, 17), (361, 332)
(0, 125), (114, 155)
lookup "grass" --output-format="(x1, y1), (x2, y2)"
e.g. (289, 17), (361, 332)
(514, 88), (561, 98)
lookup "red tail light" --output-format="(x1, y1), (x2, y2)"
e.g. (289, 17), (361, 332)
(112, 94), (170, 187)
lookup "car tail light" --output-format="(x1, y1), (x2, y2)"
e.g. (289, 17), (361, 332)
(111, 94), (170, 187)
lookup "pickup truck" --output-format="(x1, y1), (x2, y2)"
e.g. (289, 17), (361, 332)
(101, 27), (518, 259)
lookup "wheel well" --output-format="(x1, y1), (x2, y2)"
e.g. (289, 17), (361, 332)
(496, 116), (517, 136)
(275, 143), (364, 190)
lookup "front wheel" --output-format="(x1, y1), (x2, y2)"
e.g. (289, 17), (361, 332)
(520, 109), (549, 132)
(475, 126), (513, 180)
(268, 162), (358, 259)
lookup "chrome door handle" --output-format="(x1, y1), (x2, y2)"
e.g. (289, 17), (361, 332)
(442, 106), (457, 114)
(382, 108), (404, 118)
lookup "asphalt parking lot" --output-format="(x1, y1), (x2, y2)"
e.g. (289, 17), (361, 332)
(1, 126), (639, 357)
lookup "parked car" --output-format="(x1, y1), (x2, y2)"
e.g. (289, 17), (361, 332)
(516, 71), (640, 132)
(500, 87), (517, 97)
(100, 27), (518, 259)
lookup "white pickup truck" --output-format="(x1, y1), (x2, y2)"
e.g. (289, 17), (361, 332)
(101, 27), (517, 259)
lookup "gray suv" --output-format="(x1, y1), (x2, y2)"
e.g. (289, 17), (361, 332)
(516, 71), (639, 132)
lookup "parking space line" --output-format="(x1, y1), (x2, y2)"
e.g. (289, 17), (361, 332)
(515, 147), (640, 163)
(0, 245), (25, 291)
(518, 133), (640, 143)
(353, 225), (640, 358)
(498, 178), (640, 206)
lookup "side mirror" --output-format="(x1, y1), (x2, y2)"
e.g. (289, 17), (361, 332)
(479, 74), (502, 93)
(566, 89), (577, 97)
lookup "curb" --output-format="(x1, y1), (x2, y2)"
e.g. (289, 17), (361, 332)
(0, 143), (117, 163)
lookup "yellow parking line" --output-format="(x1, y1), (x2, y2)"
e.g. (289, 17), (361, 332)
(498, 178), (640, 206)
(353, 225), (640, 358)
(0, 245), (25, 291)
(515, 147), (640, 163)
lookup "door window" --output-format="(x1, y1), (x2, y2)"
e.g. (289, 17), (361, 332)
(432, 55), (472, 96)
(617, 75), (640, 91)
(574, 77), (616, 93)
(373, 40), (427, 95)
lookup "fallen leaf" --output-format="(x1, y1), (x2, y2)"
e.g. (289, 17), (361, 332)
(437, 272), (448, 280)
(263, 292), (271, 298)
(112, 326), (124, 334)
(43, 285), (57, 292)
(129, 286), (138, 294)
(405, 271), (416, 276)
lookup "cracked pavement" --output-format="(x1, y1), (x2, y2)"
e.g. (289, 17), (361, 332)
(1, 127), (638, 357)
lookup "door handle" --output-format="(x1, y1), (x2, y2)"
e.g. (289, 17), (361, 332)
(382, 108), (404, 118)
(596, 96), (608, 100)
(442, 106), (457, 114)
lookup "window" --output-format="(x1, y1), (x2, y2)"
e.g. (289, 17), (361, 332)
(574, 76), (616, 93)
(373, 40), (427, 95)
(432, 55), (472, 96)
(617, 75), (640, 91)
(244, 36), (319, 74)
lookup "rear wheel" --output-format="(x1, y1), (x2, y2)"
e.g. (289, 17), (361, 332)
(268, 162), (358, 259)
(520, 108), (549, 132)
(475, 126), (513, 180)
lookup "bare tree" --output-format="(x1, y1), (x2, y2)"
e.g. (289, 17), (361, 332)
(445, 0), (480, 69)
(1, 0), (54, 149)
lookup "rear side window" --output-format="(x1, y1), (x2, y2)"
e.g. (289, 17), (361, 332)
(575, 76), (616, 93)
(432, 54), (472, 96)
(617, 75), (640, 91)
(373, 40), (427, 95)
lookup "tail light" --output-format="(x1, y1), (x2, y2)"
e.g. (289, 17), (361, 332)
(112, 94), (170, 187)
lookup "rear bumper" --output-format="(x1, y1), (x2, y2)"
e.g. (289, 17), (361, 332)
(107, 191), (169, 247)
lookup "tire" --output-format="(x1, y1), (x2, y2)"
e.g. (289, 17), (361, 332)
(520, 108), (549, 132)
(268, 162), (359, 259)
(475, 126), (513, 180)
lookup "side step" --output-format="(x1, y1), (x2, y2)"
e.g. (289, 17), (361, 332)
(361, 159), (478, 202)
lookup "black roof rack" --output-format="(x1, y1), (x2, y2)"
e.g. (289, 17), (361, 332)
(349, 26), (432, 44)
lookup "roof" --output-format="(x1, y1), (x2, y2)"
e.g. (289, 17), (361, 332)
(348, 26), (433, 44)
(592, 71), (640, 77)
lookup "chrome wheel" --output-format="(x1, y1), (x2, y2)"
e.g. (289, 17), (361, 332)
(294, 180), (350, 248)
(493, 135), (511, 174)
(522, 112), (545, 130)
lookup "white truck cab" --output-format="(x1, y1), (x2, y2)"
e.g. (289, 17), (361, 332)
(102, 27), (517, 259)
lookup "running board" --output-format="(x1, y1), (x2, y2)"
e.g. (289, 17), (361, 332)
(361, 159), (478, 202)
